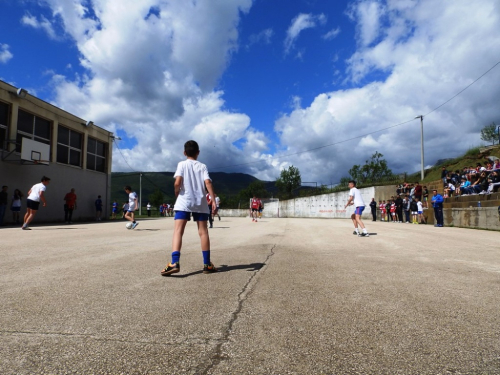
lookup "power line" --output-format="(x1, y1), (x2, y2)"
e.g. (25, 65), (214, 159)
(211, 58), (500, 170)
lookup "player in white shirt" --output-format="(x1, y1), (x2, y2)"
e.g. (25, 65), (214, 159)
(344, 180), (369, 237)
(214, 195), (221, 221)
(22, 176), (50, 230)
(124, 186), (139, 229)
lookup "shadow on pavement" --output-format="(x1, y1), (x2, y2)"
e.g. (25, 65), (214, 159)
(163, 262), (266, 278)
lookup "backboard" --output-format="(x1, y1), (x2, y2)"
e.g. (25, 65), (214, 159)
(21, 137), (50, 165)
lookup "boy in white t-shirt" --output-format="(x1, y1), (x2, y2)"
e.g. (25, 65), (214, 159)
(416, 198), (426, 224)
(344, 180), (369, 237)
(22, 176), (50, 230)
(124, 186), (139, 229)
(161, 140), (218, 276)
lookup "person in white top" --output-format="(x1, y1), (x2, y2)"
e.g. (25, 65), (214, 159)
(146, 202), (151, 217)
(344, 180), (369, 237)
(214, 194), (221, 221)
(22, 176), (50, 230)
(160, 140), (218, 276)
(124, 186), (139, 229)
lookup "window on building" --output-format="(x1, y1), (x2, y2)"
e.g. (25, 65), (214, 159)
(87, 137), (107, 173)
(16, 109), (51, 153)
(56, 125), (83, 167)
(0, 101), (9, 150)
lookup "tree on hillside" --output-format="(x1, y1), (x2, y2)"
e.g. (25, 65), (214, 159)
(149, 188), (164, 209)
(480, 122), (499, 145)
(348, 151), (394, 185)
(238, 180), (269, 200)
(275, 165), (301, 199)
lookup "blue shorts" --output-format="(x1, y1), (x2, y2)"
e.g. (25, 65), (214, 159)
(355, 206), (365, 215)
(174, 211), (209, 221)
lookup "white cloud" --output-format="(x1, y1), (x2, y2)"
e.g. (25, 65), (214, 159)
(0, 44), (13, 63)
(21, 13), (59, 40)
(323, 27), (341, 40)
(274, 0), (500, 183)
(347, 0), (386, 47)
(247, 28), (274, 48)
(284, 13), (327, 54)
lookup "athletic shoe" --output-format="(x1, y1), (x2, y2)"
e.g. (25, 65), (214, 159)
(161, 262), (180, 276)
(203, 262), (218, 274)
(218, 216), (221, 221)
(132, 222), (139, 229)
(358, 232), (369, 237)
(353, 231), (358, 235)
(22, 226), (31, 230)
(209, 225), (213, 228)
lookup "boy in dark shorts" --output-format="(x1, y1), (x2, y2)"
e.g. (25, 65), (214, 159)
(161, 140), (218, 276)
(22, 176), (50, 230)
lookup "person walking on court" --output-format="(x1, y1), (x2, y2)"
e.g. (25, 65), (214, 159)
(22, 176), (50, 230)
(369, 198), (377, 221)
(124, 186), (139, 229)
(345, 180), (369, 237)
(147, 202), (151, 217)
(250, 195), (261, 222)
(160, 140), (218, 276)
(431, 189), (444, 227)
(63, 188), (77, 223)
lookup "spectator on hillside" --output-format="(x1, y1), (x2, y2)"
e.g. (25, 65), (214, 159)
(441, 166), (448, 184)
(443, 181), (456, 198)
(457, 177), (471, 195)
(493, 160), (500, 170)
(486, 162), (493, 171)
(486, 170), (500, 193)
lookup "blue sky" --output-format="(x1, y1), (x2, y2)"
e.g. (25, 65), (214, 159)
(1, 0), (500, 185)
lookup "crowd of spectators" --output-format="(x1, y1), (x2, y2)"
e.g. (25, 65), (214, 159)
(377, 182), (429, 224)
(441, 159), (500, 197)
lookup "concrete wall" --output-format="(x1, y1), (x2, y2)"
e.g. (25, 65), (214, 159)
(0, 161), (110, 223)
(445, 207), (500, 230)
(221, 186), (500, 231)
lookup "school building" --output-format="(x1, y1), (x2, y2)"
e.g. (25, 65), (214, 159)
(0, 80), (114, 223)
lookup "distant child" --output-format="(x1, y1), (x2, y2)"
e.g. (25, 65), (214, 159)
(111, 201), (118, 219)
(380, 200), (386, 221)
(161, 140), (218, 276)
(22, 176), (50, 230)
(390, 201), (396, 222)
(250, 195), (261, 222)
(416, 198), (426, 224)
(122, 202), (129, 218)
(410, 198), (418, 224)
(124, 186), (139, 229)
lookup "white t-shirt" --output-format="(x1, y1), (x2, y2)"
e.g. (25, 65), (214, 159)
(146, 203), (151, 210)
(173, 159), (211, 214)
(128, 192), (138, 210)
(417, 201), (423, 212)
(349, 187), (365, 208)
(27, 183), (46, 202)
(215, 196), (220, 206)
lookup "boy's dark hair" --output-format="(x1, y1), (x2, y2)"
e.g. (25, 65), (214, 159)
(124, 186), (132, 191)
(41, 176), (50, 182)
(348, 180), (356, 186)
(184, 140), (200, 157)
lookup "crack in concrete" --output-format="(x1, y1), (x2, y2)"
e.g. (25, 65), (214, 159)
(198, 243), (277, 375)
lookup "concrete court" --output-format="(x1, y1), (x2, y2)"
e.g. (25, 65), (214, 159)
(0, 217), (499, 375)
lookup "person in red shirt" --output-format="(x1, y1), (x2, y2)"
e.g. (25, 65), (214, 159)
(63, 188), (77, 224)
(250, 195), (261, 222)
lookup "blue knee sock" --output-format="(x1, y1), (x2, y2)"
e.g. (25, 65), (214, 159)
(171, 251), (181, 264)
(202, 250), (210, 265)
